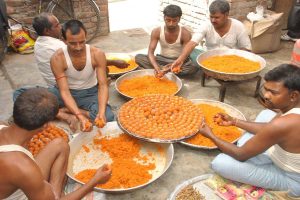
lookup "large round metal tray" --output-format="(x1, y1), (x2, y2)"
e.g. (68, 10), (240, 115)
(180, 99), (246, 150)
(67, 121), (174, 193)
(117, 115), (199, 144)
(115, 69), (182, 99)
(197, 49), (266, 81)
(106, 53), (138, 76)
(168, 174), (222, 200)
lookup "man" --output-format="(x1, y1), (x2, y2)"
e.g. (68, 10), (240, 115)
(171, 0), (251, 69)
(0, 88), (111, 200)
(51, 20), (113, 132)
(198, 64), (300, 198)
(135, 4), (198, 76)
(14, 13), (126, 131)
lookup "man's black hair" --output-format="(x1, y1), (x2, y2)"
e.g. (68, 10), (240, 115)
(13, 88), (59, 130)
(32, 12), (53, 36)
(62, 19), (87, 40)
(209, 0), (230, 14)
(163, 4), (182, 18)
(264, 64), (300, 92)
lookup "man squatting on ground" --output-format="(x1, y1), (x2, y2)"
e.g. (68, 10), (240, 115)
(0, 88), (111, 200)
(198, 64), (300, 197)
(135, 4), (198, 77)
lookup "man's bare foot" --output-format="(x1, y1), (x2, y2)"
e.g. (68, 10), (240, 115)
(66, 115), (79, 132)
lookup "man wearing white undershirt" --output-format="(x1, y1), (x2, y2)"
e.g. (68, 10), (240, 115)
(171, 0), (251, 69)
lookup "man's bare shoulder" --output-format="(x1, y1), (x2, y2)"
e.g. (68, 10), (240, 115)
(51, 48), (65, 61)
(151, 27), (161, 38)
(181, 26), (192, 36)
(0, 152), (37, 180)
(90, 46), (104, 56)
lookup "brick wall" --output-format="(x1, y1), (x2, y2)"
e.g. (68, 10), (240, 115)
(159, 0), (271, 31)
(5, 0), (109, 36)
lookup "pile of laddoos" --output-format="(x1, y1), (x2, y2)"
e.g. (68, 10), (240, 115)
(118, 95), (203, 141)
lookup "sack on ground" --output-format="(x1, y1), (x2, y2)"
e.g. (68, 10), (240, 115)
(9, 24), (35, 54)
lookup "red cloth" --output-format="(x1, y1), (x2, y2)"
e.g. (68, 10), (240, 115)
(291, 39), (300, 67)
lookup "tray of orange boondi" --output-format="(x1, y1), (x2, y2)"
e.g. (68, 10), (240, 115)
(115, 69), (182, 99)
(197, 49), (266, 81)
(66, 121), (174, 193)
(181, 99), (246, 149)
(106, 53), (138, 75)
(117, 94), (204, 143)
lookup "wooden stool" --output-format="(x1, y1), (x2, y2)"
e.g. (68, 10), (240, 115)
(201, 73), (262, 102)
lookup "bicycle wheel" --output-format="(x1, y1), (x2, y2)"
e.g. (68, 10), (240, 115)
(46, 0), (101, 43)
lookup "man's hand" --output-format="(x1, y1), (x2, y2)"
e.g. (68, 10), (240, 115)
(154, 68), (164, 78)
(77, 115), (93, 132)
(214, 113), (236, 126)
(92, 164), (112, 184)
(95, 115), (106, 128)
(107, 60), (129, 69)
(198, 119), (215, 139)
(170, 60), (183, 74)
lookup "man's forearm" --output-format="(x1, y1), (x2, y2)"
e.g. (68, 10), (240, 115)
(176, 41), (197, 64)
(61, 92), (80, 115)
(98, 85), (108, 116)
(209, 135), (248, 161)
(235, 119), (267, 135)
(148, 53), (160, 70)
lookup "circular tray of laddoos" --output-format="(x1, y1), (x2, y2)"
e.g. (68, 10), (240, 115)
(117, 95), (204, 143)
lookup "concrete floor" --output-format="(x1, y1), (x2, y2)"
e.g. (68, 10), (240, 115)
(0, 0), (296, 198)
(0, 28), (295, 199)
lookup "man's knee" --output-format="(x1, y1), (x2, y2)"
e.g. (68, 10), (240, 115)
(49, 138), (70, 154)
(105, 106), (115, 122)
(211, 153), (235, 175)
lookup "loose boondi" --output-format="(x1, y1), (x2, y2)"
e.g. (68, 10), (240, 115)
(185, 104), (242, 147)
(118, 95), (203, 141)
(74, 133), (160, 189)
(201, 55), (260, 73)
(118, 75), (178, 97)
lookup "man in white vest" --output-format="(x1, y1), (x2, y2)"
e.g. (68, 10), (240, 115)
(135, 4), (198, 77)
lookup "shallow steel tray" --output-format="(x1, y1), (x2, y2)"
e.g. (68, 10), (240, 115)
(115, 69), (182, 99)
(180, 99), (246, 150)
(67, 121), (174, 193)
(197, 49), (266, 81)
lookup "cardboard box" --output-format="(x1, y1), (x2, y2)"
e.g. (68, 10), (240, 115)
(244, 11), (283, 54)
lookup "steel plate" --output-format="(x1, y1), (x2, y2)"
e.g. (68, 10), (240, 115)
(67, 121), (174, 193)
(115, 69), (182, 99)
(106, 53), (138, 76)
(197, 49), (266, 81)
(168, 174), (222, 200)
(180, 99), (246, 150)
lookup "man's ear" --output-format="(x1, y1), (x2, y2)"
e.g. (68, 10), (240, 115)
(43, 28), (51, 36)
(290, 90), (300, 102)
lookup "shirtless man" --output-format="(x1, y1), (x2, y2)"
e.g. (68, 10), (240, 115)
(0, 88), (111, 200)
(171, 0), (251, 70)
(13, 13), (127, 132)
(135, 4), (198, 76)
(50, 19), (113, 132)
(198, 64), (300, 198)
